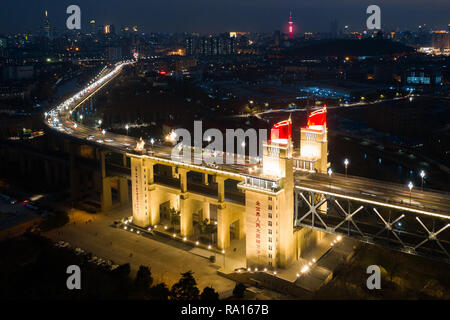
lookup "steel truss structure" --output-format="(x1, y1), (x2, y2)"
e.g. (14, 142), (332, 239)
(294, 186), (450, 263)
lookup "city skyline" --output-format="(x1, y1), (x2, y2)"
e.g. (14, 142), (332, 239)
(0, 0), (449, 34)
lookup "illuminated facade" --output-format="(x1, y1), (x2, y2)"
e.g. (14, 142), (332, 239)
(239, 138), (294, 268)
(129, 108), (328, 270)
(295, 106), (329, 173)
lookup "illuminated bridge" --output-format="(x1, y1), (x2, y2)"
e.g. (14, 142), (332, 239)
(44, 61), (450, 268)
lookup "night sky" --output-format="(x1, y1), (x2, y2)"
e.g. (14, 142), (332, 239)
(1, 0), (449, 34)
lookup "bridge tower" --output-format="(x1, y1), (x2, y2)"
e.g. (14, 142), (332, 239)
(293, 106), (329, 257)
(294, 106), (329, 174)
(239, 119), (295, 269)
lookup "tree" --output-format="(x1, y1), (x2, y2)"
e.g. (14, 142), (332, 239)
(199, 218), (216, 244)
(199, 218), (209, 234)
(233, 283), (246, 299)
(200, 286), (219, 300)
(170, 207), (180, 231)
(148, 283), (170, 300)
(134, 265), (153, 291)
(111, 263), (131, 278)
(170, 270), (200, 300)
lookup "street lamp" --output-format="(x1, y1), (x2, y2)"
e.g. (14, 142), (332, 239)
(98, 119), (102, 126)
(125, 124), (129, 134)
(79, 114), (83, 121)
(344, 158), (349, 177)
(102, 129), (106, 135)
(420, 170), (426, 191)
(408, 181), (413, 205)
(328, 168), (332, 190)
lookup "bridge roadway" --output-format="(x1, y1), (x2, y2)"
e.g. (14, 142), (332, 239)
(44, 61), (450, 220)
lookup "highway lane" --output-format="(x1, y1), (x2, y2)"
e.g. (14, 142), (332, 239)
(44, 60), (450, 218)
(295, 171), (450, 214)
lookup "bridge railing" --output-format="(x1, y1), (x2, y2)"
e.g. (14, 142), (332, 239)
(294, 187), (450, 263)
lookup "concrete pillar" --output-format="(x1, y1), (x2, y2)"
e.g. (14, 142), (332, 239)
(100, 151), (107, 178)
(145, 164), (154, 186)
(100, 151), (113, 211)
(171, 166), (178, 179)
(203, 173), (209, 185)
(119, 178), (128, 204)
(202, 202), (210, 222)
(180, 195), (193, 237)
(101, 177), (113, 211)
(217, 176), (226, 203)
(149, 185), (160, 226)
(278, 157), (294, 268)
(179, 168), (188, 193)
(238, 212), (246, 240)
(217, 204), (230, 249)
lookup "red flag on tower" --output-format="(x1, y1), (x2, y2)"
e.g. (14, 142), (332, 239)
(306, 105), (327, 129)
(270, 117), (292, 143)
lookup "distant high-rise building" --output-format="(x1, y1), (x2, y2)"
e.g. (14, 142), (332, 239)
(288, 12), (294, 39)
(199, 37), (211, 55)
(43, 10), (51, 38)
(104, 24), (116, 35)
(330, 18), (339, 38)
(185, 38), (195, 55)
(432, 30), (450, 51)
(121, 37), (132, 59)
(107, 46), (122, 62)
(274, 30), (281, 46)
(197, 35), (235, 56)
(90, 20), (96, 35)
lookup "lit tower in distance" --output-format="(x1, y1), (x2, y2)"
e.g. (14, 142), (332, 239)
(43, 10), (51, 38)
(288, 11), (294, 39)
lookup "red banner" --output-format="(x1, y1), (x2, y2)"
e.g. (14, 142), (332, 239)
(306, 106), (327, 128)
(270, 119), (292, 142)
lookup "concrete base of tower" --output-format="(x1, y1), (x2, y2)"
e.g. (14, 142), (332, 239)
(294, 227), (326, 260)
